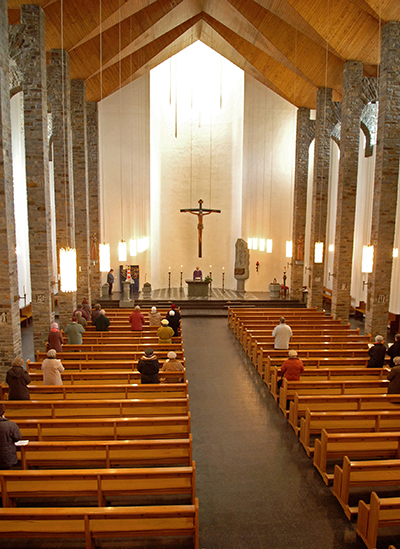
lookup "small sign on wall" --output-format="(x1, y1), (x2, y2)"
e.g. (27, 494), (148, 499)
(377, 294), (387, 303)
(35, 294), (45, 303)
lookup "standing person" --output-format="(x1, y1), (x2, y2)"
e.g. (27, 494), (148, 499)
(193, 266), (202, 280)
(388, 333), (400, 367)
(148, 306), (162, 327)
(0, 404), (21, 470)
(91, 303), (102, 324)
(129, 305), (145, 331)
(6, 358), (31, 401)
(157, 319), (175, 344)
(137, 348), (160, 384)
(75, 310), (87, 329)
(107, 269), (115, 295)
(41, 350), (64, 385)
(368, 335), (387, 368)
(81, 299), (91, 318)
(280, 350), (304, 381)
(166, 310), (180, 337)
(387, 356), (400, 393)
(272, 317), (293, 350)
(64, 317), (85, 344)
(48, 322), (63, 353)
(94, 309), (111, 331)
(160, 351), (185, 383)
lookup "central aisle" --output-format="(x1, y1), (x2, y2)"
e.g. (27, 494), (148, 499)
(182, 316), (366, 549)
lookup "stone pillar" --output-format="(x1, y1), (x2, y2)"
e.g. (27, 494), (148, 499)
(16, 5), (55, 351)
(71, 80), (91, 305)
(291, 108), (315, 300)
(47, 49), (77, 328)
(331, 61), (364, 324)
(0, 0), (22, 380)
(308, 88), (334, 310)
(365, 22), (400, 338)
(87, 101), (102, 302)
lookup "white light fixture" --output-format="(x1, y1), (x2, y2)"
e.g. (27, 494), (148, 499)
(118, 239), (127, 262)
(314, 242), (323, 263)
(393, 248), (398, 258)
(248, 238), (252, 250)
(59, 247), (77, 292)
(259, 238), (265, 252)
(328, 244), (334, 252)
(362, 245), (374, 273)
(252, 238), (258, 251)
(144, 236), (150, 250)
(286, 240), (292, 258)
(99, 243), (110, 272)
(266, 239), (273, 253)
(130, 238), (137, 256)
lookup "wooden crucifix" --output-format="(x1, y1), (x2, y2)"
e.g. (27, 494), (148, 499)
(180, 199), (221, 258)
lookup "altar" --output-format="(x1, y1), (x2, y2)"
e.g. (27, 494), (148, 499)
(185, 279), (211, 297)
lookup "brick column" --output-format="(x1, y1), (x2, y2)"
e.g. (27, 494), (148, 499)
(0, 0), (22, 380)
(291, 108), (315, 301)
(365, 22), (400, 337)
(16, 5), (55, 351)
(71, 80), (91, 305)
(87, 101), (102, 301)
(308, 88), (335, 310)
(332, 61), (364, 323)
(47, 50), (77, 328)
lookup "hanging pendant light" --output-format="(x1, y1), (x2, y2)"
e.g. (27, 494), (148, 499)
(118, 239), (127, 261)
(266, 239), (273, 253)
(361, 245), (374, 273)
(286, 240), (293, 258)
(99, 242), (110, 272)
(130, 238), (137, 256)
(60, 247), (77, 292)
(259, 238), (265, 252)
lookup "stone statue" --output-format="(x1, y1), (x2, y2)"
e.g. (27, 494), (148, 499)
(234, 238), (250, 291)
(296, 234), (304, 262)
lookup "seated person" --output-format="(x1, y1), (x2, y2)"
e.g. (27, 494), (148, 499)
(368, 335), (386, 368)
(388, 356), (400, 394)
(6, 357), (31, 400)
(94, 309), (110, 332)
(0, 403), (21, 470)
(75, 310), (87, 328)
(160, 351), (184, 383)
(41, 349), (64, 386)
(157, 319), (175, 344)
(137, 348), (160, 384)
(148, 306), (162, 327)
(193, 266), (202, 280)
(48, 322), (63, 353)
(91, 303), (101, 324)
(166, 310), (180, 337)
(279, 350), (304, 387)
(64, 317), (85, 344)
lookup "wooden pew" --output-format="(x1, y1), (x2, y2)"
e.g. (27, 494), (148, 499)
(16, 415), (191, 441)
(61, 334), (182, 345)
(313, 430), (400, 485)
(17, 437), (193, 468)
(0, 464), (196, 507)
(278, 379), (389, 416)
(0, 397), (189, 419)
(357, 492), (400, 549)
(36, 349), (185, 362)
(239, 320), (345, 345)
(27, 359), (174, 373)
(300, 409), (400, 457)
(270, 367), (388, 400)
(333, 457), (400, 519)
(28, 368), (186, 385)
(58, 342), (183, 353)
(227, 306), (315, 328)
(288, 394), (400, 435)
(0, 500), (199, 549)
(0, 382), (189, 401)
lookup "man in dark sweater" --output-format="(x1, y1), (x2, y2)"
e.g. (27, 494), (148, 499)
(367, 335), (387, 368)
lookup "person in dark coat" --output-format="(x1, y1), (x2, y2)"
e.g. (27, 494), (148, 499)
(388, 333), (400, 368)
(388, 356), (400, 394)
(81, 299), (91, 318)
(6, 357), (31, 400)
(166, 310), (180, 337)
(94, 310), (111, 331)
(170, 304), (181, 322)
(137, 348), (160, 384)
(0, 404), (21, 469)
(91, 303), (101, 324)
(367, 335), (387, 368)
(48, 322), (63, 353)
(73, 304), (88, 321)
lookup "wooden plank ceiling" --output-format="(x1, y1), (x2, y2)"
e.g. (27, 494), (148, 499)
(7, 0), (400, 107)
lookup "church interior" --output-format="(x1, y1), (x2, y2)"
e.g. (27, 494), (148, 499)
(2, 0), (400, 548)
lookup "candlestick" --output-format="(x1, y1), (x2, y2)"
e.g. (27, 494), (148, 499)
(168, 271), (171, 293)
(222, 271), (225, 293)
(180, 271), (183, 291)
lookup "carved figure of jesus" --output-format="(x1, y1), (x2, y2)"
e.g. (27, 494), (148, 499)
(180, 199), (221, 258)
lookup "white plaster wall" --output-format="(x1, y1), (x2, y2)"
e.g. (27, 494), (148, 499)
(242, 75), (297, 291)
(99, 74), (151, 291)
(150, 43), (244, 290)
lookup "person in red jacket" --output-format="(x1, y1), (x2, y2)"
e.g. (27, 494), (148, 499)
(281, 350), (304, 381)
(129, 305), (145, 331)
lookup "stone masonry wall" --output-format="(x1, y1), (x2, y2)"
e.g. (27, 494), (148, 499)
(71, 79), (91, 305)
(14, 5), (54, 351)
(365, 22), (400, 338)
(87, 101), (102, 302)
(291, 108), (315, 301)
(0, 0), (22, 381)
(47, 49), (77, 328)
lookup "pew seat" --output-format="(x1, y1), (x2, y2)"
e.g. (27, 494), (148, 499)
(357, 492), (400, 549)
